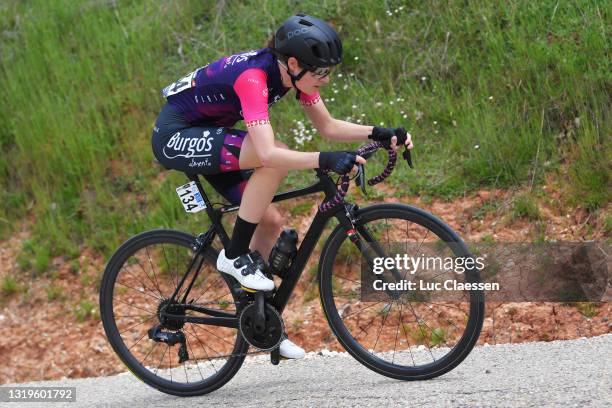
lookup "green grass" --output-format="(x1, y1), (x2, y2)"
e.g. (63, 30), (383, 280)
(45, 285), (66, 302)
(289, 201), (314, 217)
(0, 0), (609, 275)
(512, 194), (541, 221)
(1, 275), (23, 296)
(574, 302), (599, 318)
(74, 299), (99, 322)
(303, 285), (319, 303)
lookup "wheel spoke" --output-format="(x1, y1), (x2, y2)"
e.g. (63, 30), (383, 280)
(371, 301), (393, 356)
(145, 246), (166, 299)
(116, 280), (163, 302)
(185, 335), (205, 382)
(185, 324), (218, 373)
(324, 209), (483, 376)
(101, 232), (245, 391)
(113, 298), (156, 315)
(118, 314), (157, 336)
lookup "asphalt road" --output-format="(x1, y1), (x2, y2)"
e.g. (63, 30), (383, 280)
(3, 334), (610, 407)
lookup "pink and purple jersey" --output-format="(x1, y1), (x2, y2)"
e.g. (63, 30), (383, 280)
(162, 48), (321, 128)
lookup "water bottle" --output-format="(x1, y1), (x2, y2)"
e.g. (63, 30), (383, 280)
(268, 229), (298, 279)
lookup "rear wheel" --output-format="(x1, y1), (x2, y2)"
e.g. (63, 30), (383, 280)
(319, 204), (484, 380)
(99, 229), (248, 396)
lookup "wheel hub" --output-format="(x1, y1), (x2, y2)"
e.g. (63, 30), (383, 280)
(157, 299), (186, 331)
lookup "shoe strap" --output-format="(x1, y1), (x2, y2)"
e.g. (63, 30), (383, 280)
(235, 250), (267, 276)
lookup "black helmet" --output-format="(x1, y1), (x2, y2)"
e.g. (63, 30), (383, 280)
(274, 13), (342, 69)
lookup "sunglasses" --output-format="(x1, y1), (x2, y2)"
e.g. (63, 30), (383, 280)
(309, 66), (333, 78)
(279, 60), (333, 79)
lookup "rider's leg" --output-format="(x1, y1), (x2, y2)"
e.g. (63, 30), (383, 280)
(250, 204), (285, 260)
(223, 137), (305, 358)
(224, 137), (289, 259)
(237, 146), (289, 222)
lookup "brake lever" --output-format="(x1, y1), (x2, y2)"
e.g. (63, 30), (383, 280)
(355, 163), (367, 196)
(403, 147), (414, 169)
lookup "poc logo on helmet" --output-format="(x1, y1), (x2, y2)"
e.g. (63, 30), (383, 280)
(286, 27), (309, 39)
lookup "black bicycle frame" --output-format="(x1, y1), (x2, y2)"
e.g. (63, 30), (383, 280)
(163, 169), (360, 328)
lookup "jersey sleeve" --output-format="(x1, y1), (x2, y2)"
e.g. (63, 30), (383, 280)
(234, 68), (271, 128)
(299, 90), (321, 106)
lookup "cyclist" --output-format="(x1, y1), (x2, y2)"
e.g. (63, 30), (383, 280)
(151, 13), (413, 359)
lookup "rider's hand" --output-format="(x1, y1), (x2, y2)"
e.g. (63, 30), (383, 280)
(319, 151), (366, 175)
(369, 126), (414, 151)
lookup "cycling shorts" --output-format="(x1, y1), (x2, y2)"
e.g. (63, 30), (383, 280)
(151, 103), (253, 205)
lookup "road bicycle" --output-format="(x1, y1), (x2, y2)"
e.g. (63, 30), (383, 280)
(99, 141), (485, 397)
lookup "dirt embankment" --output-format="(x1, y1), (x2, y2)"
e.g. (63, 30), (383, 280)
(0, 186), (609, 384)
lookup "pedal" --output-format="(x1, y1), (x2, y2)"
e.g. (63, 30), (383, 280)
(148, 325), (185, 346)
(271, 347), (280, 365)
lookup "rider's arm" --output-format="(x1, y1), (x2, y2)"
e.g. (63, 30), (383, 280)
(234, 69), (319, 169)
(301, 94), (374, 142)
(246, 124), (319, 169)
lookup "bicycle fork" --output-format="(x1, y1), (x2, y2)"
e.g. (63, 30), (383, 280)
(336, 204), (405, 301)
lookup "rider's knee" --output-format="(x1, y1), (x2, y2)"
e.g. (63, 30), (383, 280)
(261, 206), (285, 229)
(265, 140), (289, 176)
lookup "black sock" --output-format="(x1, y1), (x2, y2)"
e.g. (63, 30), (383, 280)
(226, 216), (258, 259)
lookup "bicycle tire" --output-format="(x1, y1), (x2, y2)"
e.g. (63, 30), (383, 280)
(99, 229), (248, 396)
(319, 203), (485, 380)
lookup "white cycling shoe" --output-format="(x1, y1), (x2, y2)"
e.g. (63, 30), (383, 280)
(279, 337), (305, 359)
(216, 249), (275, 292)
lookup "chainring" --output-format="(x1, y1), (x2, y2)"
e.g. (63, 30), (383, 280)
(238, 302), (284, 351)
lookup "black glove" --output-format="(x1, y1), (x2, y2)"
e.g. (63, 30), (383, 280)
(319, 151), (358, 174)
(368, 126), (408, 149)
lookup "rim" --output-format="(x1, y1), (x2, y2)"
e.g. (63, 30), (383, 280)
(105, 237), (243, 386)
(324, 211), (479, 370)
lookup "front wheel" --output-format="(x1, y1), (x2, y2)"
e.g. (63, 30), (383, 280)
(319, 204), (485, 380)
(99, 229), (248, 396)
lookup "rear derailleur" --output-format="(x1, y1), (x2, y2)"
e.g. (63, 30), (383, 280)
(147, 325), (189, 363)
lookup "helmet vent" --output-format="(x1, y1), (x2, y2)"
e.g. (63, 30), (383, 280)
(299, 19), (313, 26)
(311, 44), (322, 59)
